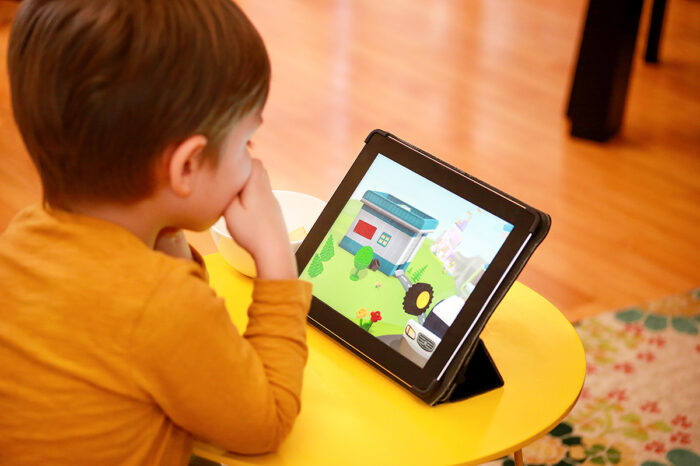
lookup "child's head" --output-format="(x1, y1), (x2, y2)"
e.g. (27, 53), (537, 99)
(8, 0), (270, 211)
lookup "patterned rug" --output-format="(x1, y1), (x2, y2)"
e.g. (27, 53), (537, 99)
(487, 288), (700, 466)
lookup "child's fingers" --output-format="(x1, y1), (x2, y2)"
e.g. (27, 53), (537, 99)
(248, 159), (272, 190)
(221, 158), (285, 257)
(223, 195), (244, 235)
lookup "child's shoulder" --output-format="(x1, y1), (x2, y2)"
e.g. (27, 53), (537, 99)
(0, 204), (209, 307)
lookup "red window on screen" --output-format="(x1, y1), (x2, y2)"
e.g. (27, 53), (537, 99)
(354, 220), (377, 240)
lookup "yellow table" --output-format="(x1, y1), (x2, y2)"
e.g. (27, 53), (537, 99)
(193, 254), (586, 465)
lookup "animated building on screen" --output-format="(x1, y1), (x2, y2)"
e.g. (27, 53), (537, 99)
(339, 191), (438, 276)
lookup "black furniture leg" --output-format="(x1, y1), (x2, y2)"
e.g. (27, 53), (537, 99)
(645, 0), (667, 63)
(566, 0), (644, 142)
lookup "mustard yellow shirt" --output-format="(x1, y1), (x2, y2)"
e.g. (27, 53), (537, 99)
(0, 205), (312, 465)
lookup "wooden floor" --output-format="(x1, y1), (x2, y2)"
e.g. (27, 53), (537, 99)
(1, 0), (698, 322)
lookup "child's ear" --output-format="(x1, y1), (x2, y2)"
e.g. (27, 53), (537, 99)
(166, 135), (208, 197)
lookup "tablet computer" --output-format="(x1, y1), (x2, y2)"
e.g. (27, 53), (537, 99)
(296, 130), (550, 405)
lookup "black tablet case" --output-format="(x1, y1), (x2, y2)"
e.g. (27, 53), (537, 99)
(308, 130), (551, 406)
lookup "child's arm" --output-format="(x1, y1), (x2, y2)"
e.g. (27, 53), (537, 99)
(129, 160), (311, 454)
(129, 265), (311, 454)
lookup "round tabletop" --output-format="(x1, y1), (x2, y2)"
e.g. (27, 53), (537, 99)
(193, 253), (586, 465)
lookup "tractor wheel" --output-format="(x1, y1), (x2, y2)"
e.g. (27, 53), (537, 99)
(402, 282), (434, 316)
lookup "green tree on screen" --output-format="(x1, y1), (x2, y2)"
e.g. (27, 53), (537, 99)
(350, 246), (374, 281)
(410, 264), (428, 282)
(319, 235), (335, 262)
(308, 254), (324, 278)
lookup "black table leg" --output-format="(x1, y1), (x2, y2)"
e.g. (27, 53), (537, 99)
(566, 0), (644, 142)
(645, 0), (667, 63)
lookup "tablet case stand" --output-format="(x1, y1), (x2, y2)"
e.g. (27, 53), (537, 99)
(440, 339), (504, 404)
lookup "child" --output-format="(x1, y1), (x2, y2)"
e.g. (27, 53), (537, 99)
(0, 1), (311, 465)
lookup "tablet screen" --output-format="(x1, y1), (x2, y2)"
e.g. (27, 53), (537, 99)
(301, 154), (513, 368)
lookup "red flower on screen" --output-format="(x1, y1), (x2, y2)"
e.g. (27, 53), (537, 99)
(370, 311), (382, 323)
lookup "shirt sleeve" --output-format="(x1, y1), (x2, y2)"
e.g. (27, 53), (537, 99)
(128, 263), (312, 454)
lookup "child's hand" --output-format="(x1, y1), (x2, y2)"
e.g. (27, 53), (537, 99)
(154, 228), (193, 261)
(224, 159), (297, 280)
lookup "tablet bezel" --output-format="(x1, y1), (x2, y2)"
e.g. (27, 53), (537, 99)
(296, 131), (539, 392)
